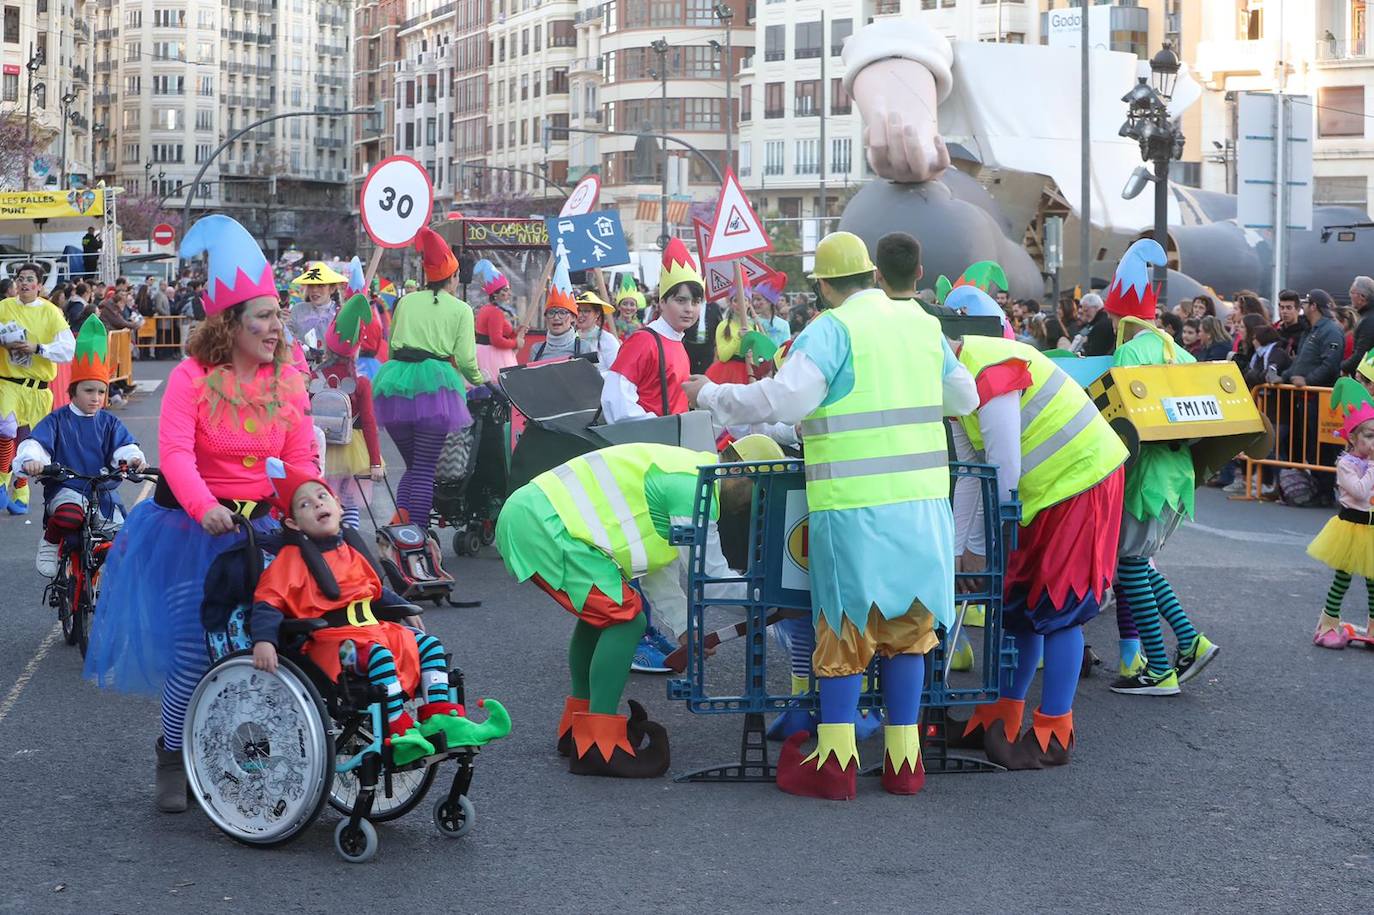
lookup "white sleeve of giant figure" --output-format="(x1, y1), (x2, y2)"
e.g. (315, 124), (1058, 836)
(841, 19), (953, 100)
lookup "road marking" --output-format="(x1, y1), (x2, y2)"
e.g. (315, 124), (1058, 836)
(133, 379), (163, 393)
(1182, 520), (1313, 548)
(0, 624), (62, 726)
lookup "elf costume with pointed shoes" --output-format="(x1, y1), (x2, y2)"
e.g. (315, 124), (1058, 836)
(568, 699), (669, 778)
(776, 725), (859, 801)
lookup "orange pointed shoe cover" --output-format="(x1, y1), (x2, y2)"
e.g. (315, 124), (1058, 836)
(568, 712), (671, 778)
(555, 697), (590, 757)
(963, 697), (1025, 743)
(1031, 709), (1074, 765)
(775, 727), (858, 801)
(880, 724), (925, 796)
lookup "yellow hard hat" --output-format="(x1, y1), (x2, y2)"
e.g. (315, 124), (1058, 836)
(723, 433), (785, 463)
(808, 231), (875, 280)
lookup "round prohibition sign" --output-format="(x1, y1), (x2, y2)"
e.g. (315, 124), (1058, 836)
(559, 174), (601, 217)
(360, 156), (434, 248)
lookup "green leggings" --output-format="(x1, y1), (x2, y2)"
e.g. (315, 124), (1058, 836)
(1324, 570), (1374, 620)
(569, 613), (647, 715)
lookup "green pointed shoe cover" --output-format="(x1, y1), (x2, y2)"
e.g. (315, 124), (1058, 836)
(419, 698), (512, 748)
(388, 727), (436, 766)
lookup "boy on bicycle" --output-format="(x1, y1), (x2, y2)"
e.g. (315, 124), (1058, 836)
(17, 315), (144, 577)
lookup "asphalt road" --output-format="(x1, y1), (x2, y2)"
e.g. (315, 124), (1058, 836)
(2, 360), (1371, 914)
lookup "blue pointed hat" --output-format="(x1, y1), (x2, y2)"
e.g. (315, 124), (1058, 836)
(178, 215), (276, 316)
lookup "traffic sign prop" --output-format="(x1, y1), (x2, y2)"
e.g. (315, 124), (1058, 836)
(704, 168), (771, 263)
(545, 210), (630, 271)
(151, 223), (174, 247)
(360, 156), (434, 249)
(559, 174), (601, 217)
(704, 253), (778, 303)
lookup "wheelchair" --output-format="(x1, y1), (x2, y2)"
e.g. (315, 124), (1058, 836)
(182, 522), (487, 863)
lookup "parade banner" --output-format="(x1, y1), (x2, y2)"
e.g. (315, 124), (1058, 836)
(0, 189), (104, 220)
(461, 218), (549, 248)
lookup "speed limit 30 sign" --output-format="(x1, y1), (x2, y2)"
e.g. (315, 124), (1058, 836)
(360, 156), (435, 248)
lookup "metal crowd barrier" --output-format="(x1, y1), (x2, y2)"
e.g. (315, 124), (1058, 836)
(667, 458), (1021, 783)
(133, 314), (188, 356)
(1238, 382), (1339, 499)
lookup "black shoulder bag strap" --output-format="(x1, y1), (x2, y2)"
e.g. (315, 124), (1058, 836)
(643, 328), (671, 416)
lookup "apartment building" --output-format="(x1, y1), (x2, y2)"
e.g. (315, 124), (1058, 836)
(90, 0), (353, 256)
(389, 0), (488, 215)
(483, 0), (577, 207)
(1, 0), (95, 189)
(352, 0), (402, 204)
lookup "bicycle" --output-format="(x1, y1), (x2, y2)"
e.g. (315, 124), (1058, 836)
(38, 463), (159, 656)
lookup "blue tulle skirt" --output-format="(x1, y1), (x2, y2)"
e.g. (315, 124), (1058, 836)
(84, 500), (278, 695)
(356, 355), (381, 380)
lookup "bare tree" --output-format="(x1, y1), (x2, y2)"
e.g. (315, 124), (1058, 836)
(0, 110), (40, 191)
(117, 191), (181, 240)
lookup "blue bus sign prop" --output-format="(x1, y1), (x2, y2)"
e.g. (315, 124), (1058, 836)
(545, 211), (630, 271)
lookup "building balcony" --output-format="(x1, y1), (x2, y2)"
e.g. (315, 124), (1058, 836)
(794, 104), (818, 117)
(73, 66), (89, 84)
(874, 0), (900, 15)
(575, 4), (606, 26)
(764, 108), (783, 119)
(93, 91), (116, 104)
(94, 60), (114, 73)
(94, 27), (118, 41)
(75, 20), (92, 39)
(315, 137), (346, 148)
(1317, 39), (1372, 63)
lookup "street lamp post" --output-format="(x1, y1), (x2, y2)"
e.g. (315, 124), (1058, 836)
(179, 108), (374, 267)
(59, 89), (81, 191)
(650, 38), (670, 249)
(1118, 42), (1184, 306)
(558, 125), (724, 185)
(23, 44), (43, 190)
(710, 3), (733, 163)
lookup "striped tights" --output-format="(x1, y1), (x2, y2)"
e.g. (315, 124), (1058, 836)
(1324, 570), (1374, 620)
(1116, 557), (1198, 676)
(159, 577), (212, 751)
(384, 420), (448, 526)
(354, 632), (452, 728)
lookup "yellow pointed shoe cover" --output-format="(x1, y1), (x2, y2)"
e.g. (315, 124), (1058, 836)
(880, 724), (925, 795)
(801, 723), (860, 771)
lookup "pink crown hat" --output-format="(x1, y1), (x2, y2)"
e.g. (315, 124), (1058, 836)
(178, 215), (277, 316)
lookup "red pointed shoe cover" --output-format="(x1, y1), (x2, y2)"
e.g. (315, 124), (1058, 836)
(775, 725), (858, 801)
(880, 724), (926, 796)
(555, 696), (590, 757)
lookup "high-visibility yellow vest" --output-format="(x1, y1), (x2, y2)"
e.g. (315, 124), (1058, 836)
(958, 335), (1125, 524)
(534, 443), (715, 577)
(801, 289), (949, 511)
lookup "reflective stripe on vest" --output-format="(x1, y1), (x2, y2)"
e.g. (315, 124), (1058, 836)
(801, 291), (948, 511)
(958, 335), (1126, 524)
(536, 443), (713, 576)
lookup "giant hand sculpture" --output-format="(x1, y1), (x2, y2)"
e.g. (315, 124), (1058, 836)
(851, 59), (950, 184)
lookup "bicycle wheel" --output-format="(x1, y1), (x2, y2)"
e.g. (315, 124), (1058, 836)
(77, 564), (100, 658)
(56, 560), (76, 646)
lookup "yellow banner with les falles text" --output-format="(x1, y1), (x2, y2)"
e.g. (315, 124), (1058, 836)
(0, 189), (104, 220)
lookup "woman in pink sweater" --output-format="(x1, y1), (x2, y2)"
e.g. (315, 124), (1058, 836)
(85, 216), (316, 813)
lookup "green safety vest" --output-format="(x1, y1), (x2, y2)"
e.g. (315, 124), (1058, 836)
(958, 335), (1126, 525)
(534, 443), (715, 577)
(801, 290), (949, 511)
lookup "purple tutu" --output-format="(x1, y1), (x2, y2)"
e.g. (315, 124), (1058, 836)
(375, 387), (472, 434)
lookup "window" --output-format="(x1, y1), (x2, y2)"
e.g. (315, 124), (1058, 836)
(123, 8), (141, 28)
(520, 120), (527, 145)
(152, 8), (185, 28)
(195, 109), (213, 130)
(520, 74), (528, 100)
(122, 107), (141, 129)
(764, 25), (785, 61)
(404, 122), (415, 148)
(548, 66), (569, 94)
(0, 73), (15, 102)
(521, 28), (528, 56)
(764, 140), (784, 176)
(153, 108), (183, 130)
(426, 117), (436, 145)
(198, 8), (215, 29)
(831, 78), (850, 114)
(795, 79), (820, 117)
(125, 75), (142, 96)
(152, 40), (185, 60)
(1319, 86), (1365, 137)
(1315, 176), (1368, 209)
(764, 82), (784, 119)
(795, 138), (819, 174)
(831, 137), (852, 174)
(831, 18), (852, 55)
(1239, 0), (1263, 40)
(534, 25), (541, 52)
(125, 42), (142, 62)
(795, 21), (822, 59)
(123, 143), (141, 163)
(498, 37), (505, 62)
(195, 143), (212, 164)
(740, 85), (751, 122)
(152, 75), (185, 95)
(2, 6), (16, 43)
(739, 140), (751, 177)
(551, 20), (576, 48)
(151, 143), (184, 163)
(197, 41), (214, 60)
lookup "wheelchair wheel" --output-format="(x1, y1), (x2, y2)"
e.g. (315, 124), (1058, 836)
(432, 794), (475, 839)
(333, 818), (378, 864)
(183, 654), (333, 847)
(328, 711), (437, 822)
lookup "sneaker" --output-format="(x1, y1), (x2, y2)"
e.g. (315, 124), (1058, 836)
(1221, 479), (1247, 494)
(1118, 652), (1146, 679)
(1175, 634), (1219, 684)
(1109, 667), (1181, 696)
(630, 635), (671, 674)
(35, 540), (59, 578)
(645, 624), (677, 658)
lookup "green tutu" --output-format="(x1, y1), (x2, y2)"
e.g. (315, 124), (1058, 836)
(372, 359), (464, 399)
(495, 484), (624, 613)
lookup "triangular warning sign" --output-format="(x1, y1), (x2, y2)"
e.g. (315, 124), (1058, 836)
(704, 254), (779, 303)
(704, 168), (771, 263)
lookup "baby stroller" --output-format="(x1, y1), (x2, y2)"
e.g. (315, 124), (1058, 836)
(359, 474), (472, 608)
(433, 384), (511, 558)
(184, 519), (508, 862)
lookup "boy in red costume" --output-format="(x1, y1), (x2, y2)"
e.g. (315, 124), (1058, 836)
(249, 457), (509, 765)
(600, 239), (700, 422)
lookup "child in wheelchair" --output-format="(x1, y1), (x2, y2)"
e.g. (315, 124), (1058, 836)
(246, 457), (509, 765)
(14, 316), (145, 577)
